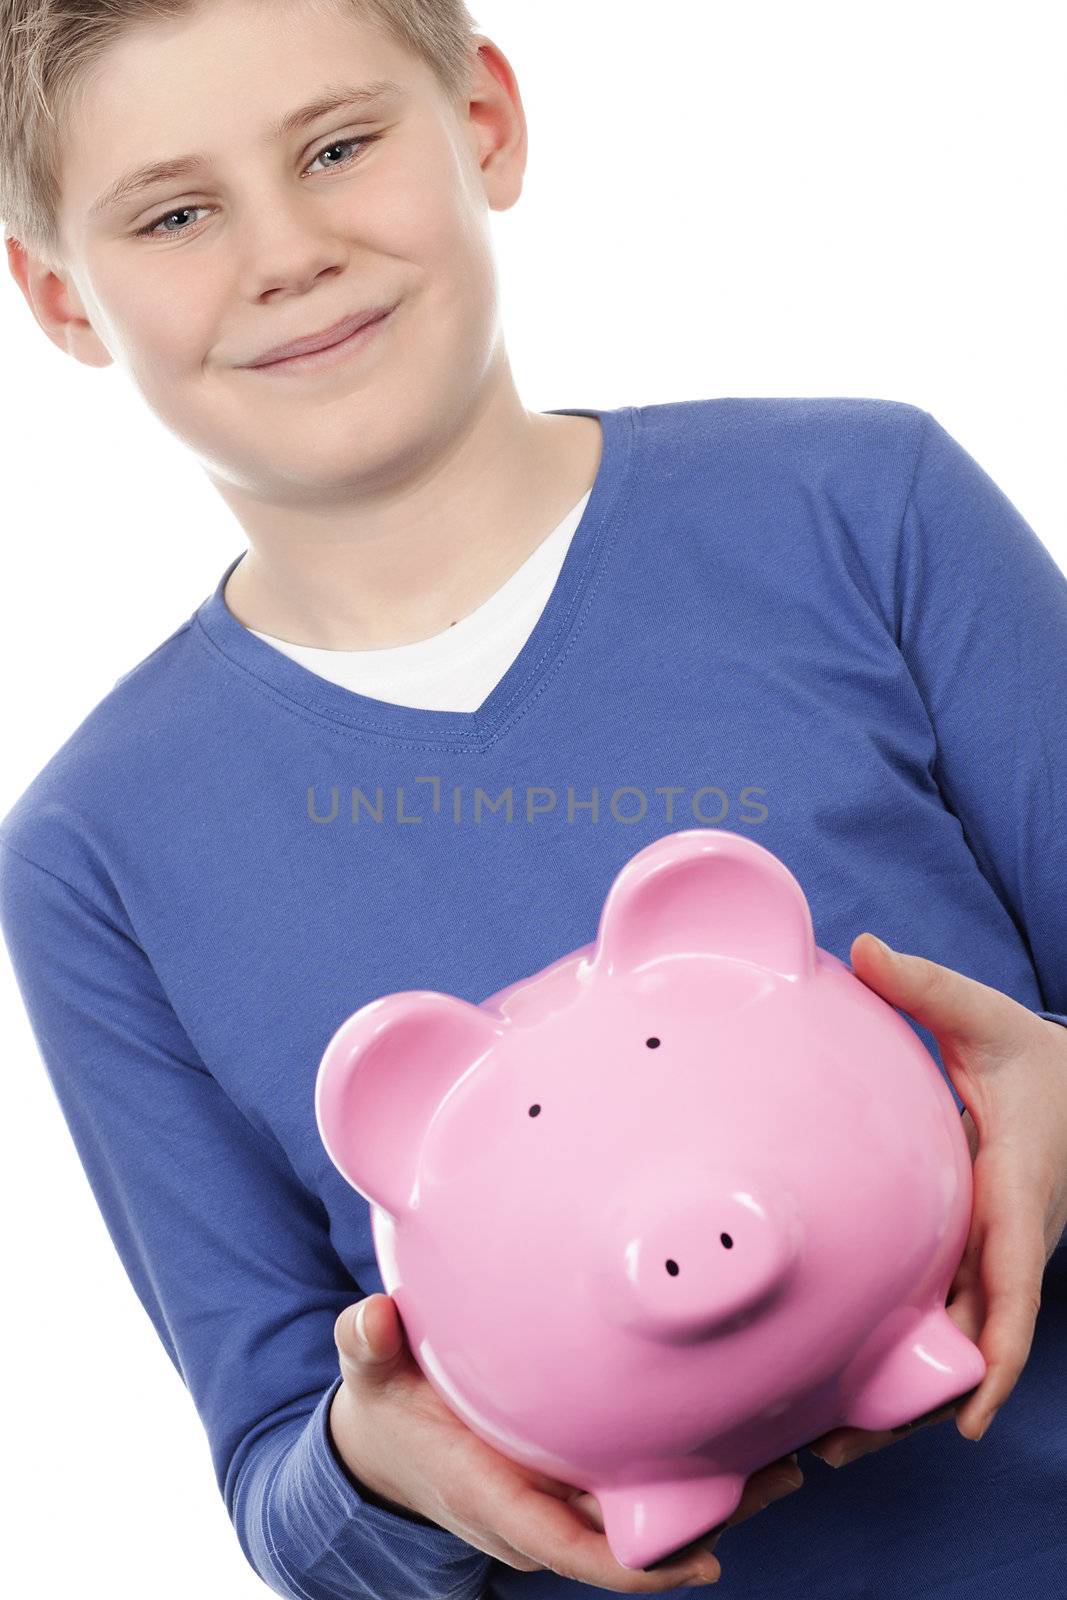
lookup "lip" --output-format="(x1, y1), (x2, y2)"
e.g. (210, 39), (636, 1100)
(242, 304), (397, 368)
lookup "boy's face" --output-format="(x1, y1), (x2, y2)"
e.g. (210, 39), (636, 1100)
(18, 0), (524, 506)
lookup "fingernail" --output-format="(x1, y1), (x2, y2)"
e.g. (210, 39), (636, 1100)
(824, 1447), (850, 1468)
(685, 1558), (720, 1586)
(870, 935), (898, 961)
(769, 1468), (804, 1496)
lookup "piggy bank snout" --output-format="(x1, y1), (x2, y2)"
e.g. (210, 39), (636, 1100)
(591, 1174), (800, 1342)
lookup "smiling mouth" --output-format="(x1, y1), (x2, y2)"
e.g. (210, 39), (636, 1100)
(243, 304), (397, 374)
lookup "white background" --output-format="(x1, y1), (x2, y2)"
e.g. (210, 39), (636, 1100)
(1, 1), (1064, 1595)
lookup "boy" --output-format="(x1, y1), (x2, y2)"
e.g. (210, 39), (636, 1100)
(2, 2), (1066, 1597)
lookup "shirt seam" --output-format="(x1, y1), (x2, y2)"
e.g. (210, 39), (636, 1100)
(477, 421), (641, 751)
(190, 409), (635, 752)
(891, 406), (933, 651)
(192, 617), (491, 754)
(0, 835), (139, 946)
(479, 417), (634, 739)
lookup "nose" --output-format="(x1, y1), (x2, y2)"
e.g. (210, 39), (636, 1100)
(590, 1172), (800, 1340)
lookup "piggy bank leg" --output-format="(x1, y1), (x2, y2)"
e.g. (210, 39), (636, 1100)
(842, 1306), (987, 1433)
(596, 1471), (746, 1572)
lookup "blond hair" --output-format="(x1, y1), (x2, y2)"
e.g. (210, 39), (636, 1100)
(1, 0), (480, 271)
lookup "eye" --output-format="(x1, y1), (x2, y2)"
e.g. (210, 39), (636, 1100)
(133, 131), (381, 240)
(527, 1037), (662, 1120)
(303, 133), (379, 178)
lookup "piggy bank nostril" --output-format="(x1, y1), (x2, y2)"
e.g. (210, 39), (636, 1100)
(665, 1234), (733, 1276)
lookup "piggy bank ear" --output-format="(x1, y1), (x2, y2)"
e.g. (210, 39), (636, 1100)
(315, 991), (506, 1218)
(590, 828), (816, 982)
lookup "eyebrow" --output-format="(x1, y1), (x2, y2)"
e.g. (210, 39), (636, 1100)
(88, 79), (405, 218)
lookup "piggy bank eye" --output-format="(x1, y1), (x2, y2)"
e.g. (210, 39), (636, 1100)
(528, 1040), (662, 1117)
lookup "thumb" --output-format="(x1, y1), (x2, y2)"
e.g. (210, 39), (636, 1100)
(335, 1294), (407, 1388)
(849, 932), (1006, 1050)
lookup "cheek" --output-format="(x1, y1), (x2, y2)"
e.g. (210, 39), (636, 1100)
(121, 279), (212, 365)
(71, 263), (169, 366)
(370, 147), (491, 276)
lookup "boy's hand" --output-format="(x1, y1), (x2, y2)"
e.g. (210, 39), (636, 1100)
(330, 1292), (804, 1590)
(808, 934), (1067, 1470)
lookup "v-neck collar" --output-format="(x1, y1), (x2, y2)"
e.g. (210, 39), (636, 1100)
(193, 404), (636, 751)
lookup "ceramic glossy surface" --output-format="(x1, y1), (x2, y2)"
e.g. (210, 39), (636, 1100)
(316, 828), (986, 1569)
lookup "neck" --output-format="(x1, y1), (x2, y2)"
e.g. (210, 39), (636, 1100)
(215, 372), (602, 652)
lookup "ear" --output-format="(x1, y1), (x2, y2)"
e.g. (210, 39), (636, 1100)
(588, 828), (816, 984)
(315, 990), (506, 1217)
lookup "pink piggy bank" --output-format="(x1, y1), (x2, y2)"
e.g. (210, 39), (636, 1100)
(315, 827), (986, 1570)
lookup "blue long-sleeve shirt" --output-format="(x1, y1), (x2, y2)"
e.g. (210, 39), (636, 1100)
(1, 396), (1065, 1600)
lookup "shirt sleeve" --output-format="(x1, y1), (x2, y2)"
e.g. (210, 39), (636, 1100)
(0, 838), (492, 1600)
(893, 409), (1067, 1032)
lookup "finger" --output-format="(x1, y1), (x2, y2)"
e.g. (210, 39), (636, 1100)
(442, 1520), (545, 1574)
(808, 1426), (895, 1465)
(946, 1266), (986, 1344)
(807, 1274), (992, 1465)
(948, 1216), (983, 1308)
(492, 1475), (722, 1590)
(334, 1294), (413, 1390)
(568, 1452), (803, 1540)
(811, 1376), (983, 1464)
(721, 1461), (804, 1531)
(953, 1212), (1045, 1438)
(808, 1379), (970, 1465)
(460, 1479), (716, 1585)
(849, 935), (1011, 1053)
(811, 1404), (960, 1469)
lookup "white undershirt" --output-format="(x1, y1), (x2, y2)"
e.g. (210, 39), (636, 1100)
(246, 490), (590, 712)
